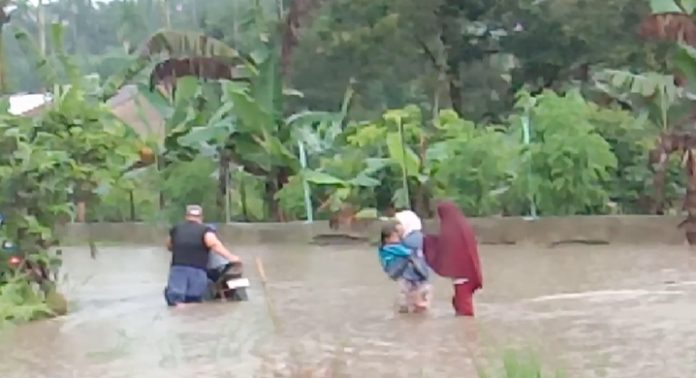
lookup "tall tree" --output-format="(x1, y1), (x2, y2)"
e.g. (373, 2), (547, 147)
(0, 0), (16, 93)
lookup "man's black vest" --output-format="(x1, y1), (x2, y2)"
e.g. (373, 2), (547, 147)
(170, 221), (211, 269)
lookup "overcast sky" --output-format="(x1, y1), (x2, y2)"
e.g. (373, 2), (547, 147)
(26, 0), (113, 5)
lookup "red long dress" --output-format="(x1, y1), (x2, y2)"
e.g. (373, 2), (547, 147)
(423, 201), (483, 316)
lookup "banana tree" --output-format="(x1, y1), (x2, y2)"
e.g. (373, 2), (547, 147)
(592, 69), (692, 214)
(178, 78), (356, 222)
(338, 105), (438, 215)
(286, 98), (384, 221)
(0, 99), (71, 306)
(13, 22), (142, 264)
(110, 0), (323, 220)
(0, 24), (138, 310)
(107, 28), (252, 218)
(134, 30), (300, 220)
(180, 77), (298, 220)
(280, 84), (354, 217)
(100, 27), (253, 104)
(636, 0), (696, 242)
(293, 122), (385, 222)
(15, 24), (140, 220)
(129, 23), (330, 220)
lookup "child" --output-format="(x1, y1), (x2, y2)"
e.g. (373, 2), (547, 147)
(378, 223), (430, 313)
(395, 210), (432, 307)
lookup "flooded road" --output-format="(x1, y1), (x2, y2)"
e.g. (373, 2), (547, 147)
(2, 244), (696, 378)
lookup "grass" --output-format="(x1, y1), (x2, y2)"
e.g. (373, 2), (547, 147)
(478, 349), (566, 378)
(255, 342), (564, 378)
(0, 275), (55, 330)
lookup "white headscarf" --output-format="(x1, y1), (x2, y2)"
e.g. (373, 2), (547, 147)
(395, 210), (422, 236)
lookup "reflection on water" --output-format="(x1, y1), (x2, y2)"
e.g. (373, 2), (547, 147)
(1, 244), (696, 377)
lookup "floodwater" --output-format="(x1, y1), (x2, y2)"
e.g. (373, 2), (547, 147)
(1, 244), (696, 378)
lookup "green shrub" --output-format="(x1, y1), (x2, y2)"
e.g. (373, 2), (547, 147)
(478, 350), (565, 378)
(506, 90), (618, 215)
(430, 112), (518, 216)
(0, 275), (54, 329)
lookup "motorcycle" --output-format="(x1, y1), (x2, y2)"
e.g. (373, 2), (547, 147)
(0, 215), (54, 285)
(0, 240), (51, 285)
(204, 223), (249, 302)
(205, 261), (249, 302)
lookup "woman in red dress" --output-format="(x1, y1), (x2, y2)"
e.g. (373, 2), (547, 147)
(424, 201), (483, 316)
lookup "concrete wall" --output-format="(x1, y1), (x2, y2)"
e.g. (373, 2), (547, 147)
(57, 215), (688, 246)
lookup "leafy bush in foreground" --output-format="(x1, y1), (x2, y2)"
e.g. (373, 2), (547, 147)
(0, 275), (54, 329)
(478, 350), (565, 378)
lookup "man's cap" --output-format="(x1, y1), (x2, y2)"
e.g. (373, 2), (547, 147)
(186, 205), (203, 217)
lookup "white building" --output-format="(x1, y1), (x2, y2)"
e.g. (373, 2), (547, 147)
(8, 93), (51, 115)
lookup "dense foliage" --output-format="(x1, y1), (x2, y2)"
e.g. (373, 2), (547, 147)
(4, 0), (696, 324)
(0, 24), (137, 324)
(0, 0), (689, 223)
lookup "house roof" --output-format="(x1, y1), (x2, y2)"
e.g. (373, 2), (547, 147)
(9, 93), (51, 115)
(12, 85), (165, 144)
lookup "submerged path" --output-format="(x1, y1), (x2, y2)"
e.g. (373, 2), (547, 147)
(1, 244), (696, 378)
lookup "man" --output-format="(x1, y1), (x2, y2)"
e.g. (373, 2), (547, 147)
(164, 205), (240, 308)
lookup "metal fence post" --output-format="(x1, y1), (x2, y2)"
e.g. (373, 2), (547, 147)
(521, 114), (537, 219)
(298, 141), (314, 223)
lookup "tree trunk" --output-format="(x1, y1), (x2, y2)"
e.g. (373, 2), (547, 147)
(217, 150), (231, 222)
(76, 201), (86, 222)
(38, 0), (46, 55)
(73, 187), (95, 258)
(264, 178), (278, 222)
(263, 168), (291, 222)
(162, 0), (171, 28)
(414, 134), (431, 217)
(129, 190), (136, 221)
(446, 73), (463, 117)
(651, 134), (674, 215)
(280, 0), (321, 78)
(191, 0), (198, 28)
(276, 167), (290, 221)
(414, 184), (431, 218)
(653, 166), (667, 215)
(157, 155), (166, 211)
(680, 150), (696, 245)
(0, 31), (6, 94)
(437, 9), (464, 117)
(240, 178), (249, 221)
